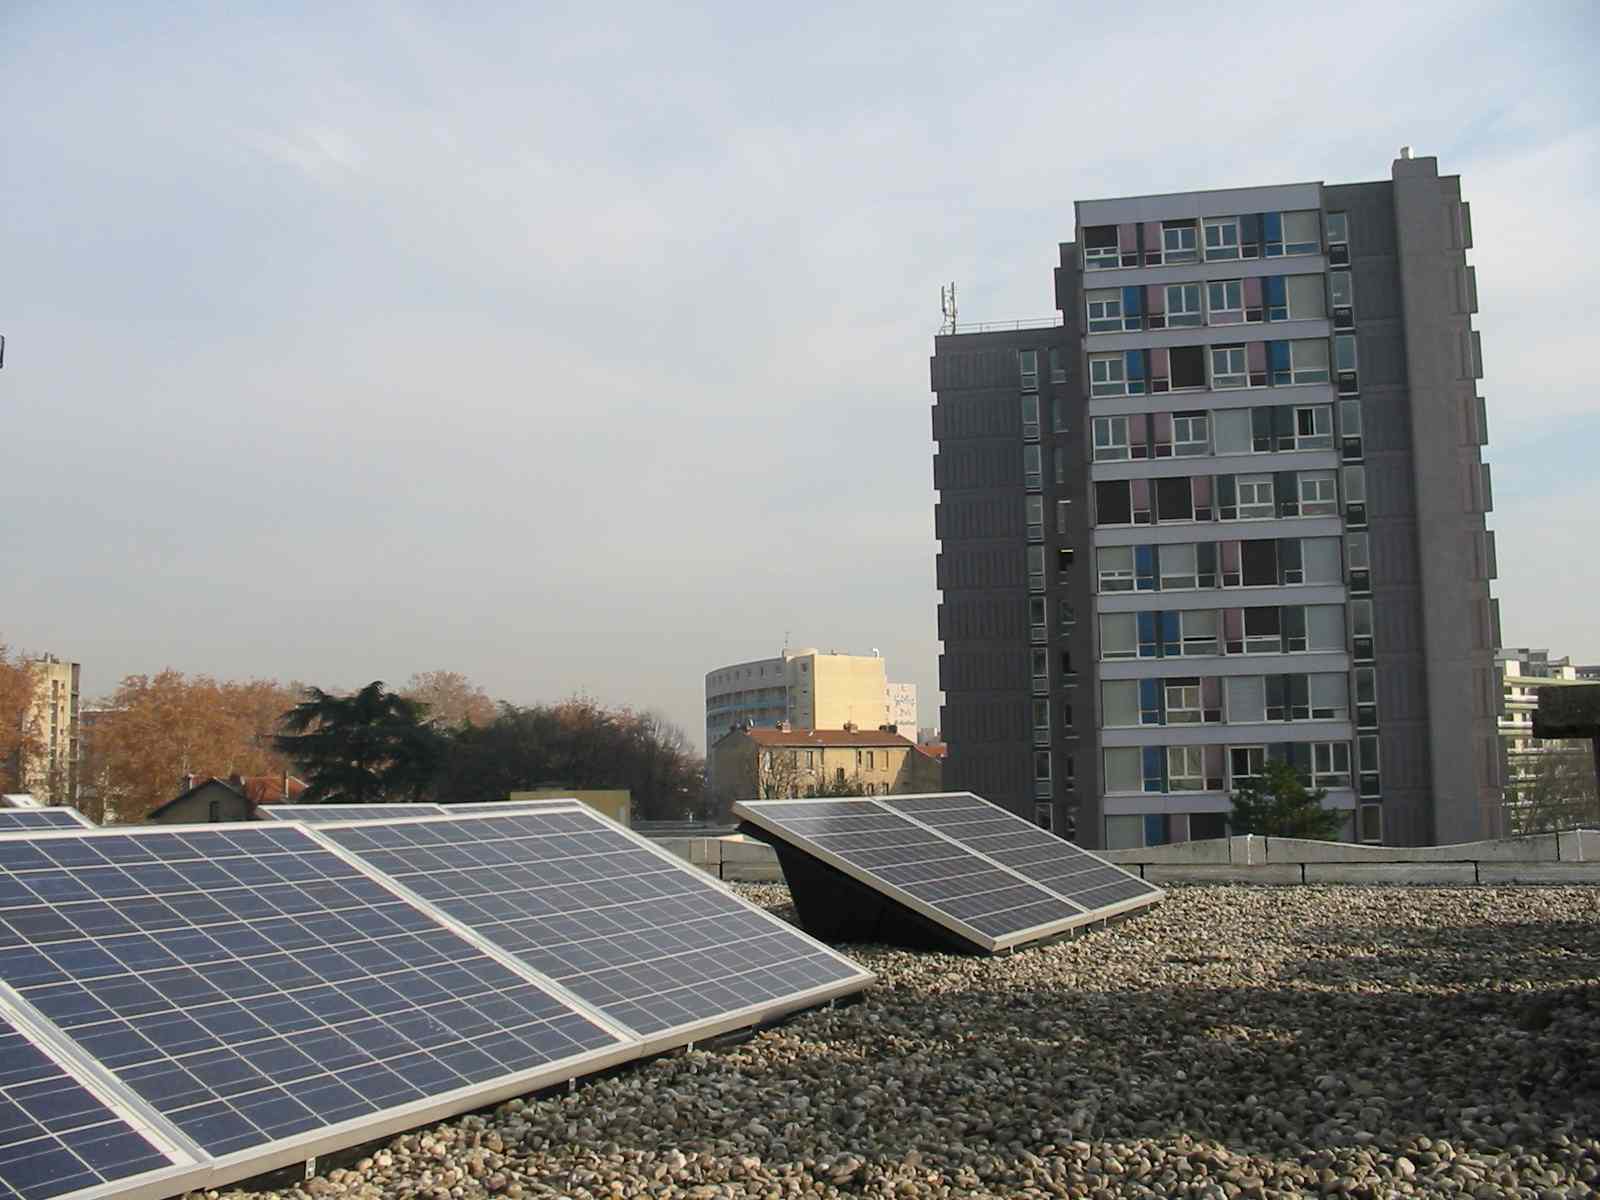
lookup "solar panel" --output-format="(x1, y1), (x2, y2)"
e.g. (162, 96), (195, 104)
(315, 805), (873, 1048)
(0, 812), (90, 833)
(0, 1005), (189, 1200)
(882, 794), (1161, 913)
(259, 804), (446, 822)
(0, 824), (631, 1174)
(735, 793), (1162, 953)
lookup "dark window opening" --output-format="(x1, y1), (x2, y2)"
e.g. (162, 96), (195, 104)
(1169, 346), (1207, 390)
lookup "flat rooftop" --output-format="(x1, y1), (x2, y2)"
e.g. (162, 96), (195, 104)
(230, 883), (1600, 1199)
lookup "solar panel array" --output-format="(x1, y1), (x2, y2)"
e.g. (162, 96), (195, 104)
(259, 804), (446, 822)
(321, 807), (870, 1043)
(0, 804), (872, 1199)
(735, 793), (1162, 952)
(0, 812), (89, 833)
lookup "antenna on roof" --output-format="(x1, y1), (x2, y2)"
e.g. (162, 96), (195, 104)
(940, 282), (958, 334)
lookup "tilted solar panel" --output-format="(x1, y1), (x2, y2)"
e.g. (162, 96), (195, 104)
(0, 812), (90, 833)
(258, 805), (446, 822)
(0, 1006), (187, 1200)
(316, 805), (873, 1049)
(882, 794), (1161, 913)
(0, 825), (631, 1178)
(735, 793), (1163, 953)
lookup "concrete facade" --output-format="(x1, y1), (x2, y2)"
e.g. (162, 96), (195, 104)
(19, 655), (79, 804)
(931, 157), (1497, 848)
(708, 726), (932, 805)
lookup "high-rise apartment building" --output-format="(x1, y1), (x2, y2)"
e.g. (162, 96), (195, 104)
(932, 155), (1499, 848)
(20, 654), (80, 803)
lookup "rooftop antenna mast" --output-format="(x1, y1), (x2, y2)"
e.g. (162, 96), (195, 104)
(940, 282), (958, 334)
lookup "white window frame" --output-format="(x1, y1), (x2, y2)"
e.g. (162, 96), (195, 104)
(1335, 334), (1359, 373)
(1282, 211), (1321, 256)
(1100, 613), (1138, 661)
(1329, 270), (1353, 309)
(1083, 229), (1120, 271)
(1020, 393), (1040, 439)
(1022, 444), (1042, 489)
(1159, 543), (1199, 591)
(1165, 283), (1204, 328)
(1236, 474), (1275, 519)
(1086, 289), (1124, 334)
(1019, 349), (1039, 390)
(1172, 412), (1209, 456)
(1293, 405), (1334, 449)
(1165, 680), (1203, 725)
(1092, 415), (1131, 462)
(1211, 345), (1248, 389)
(1207, 278), (1244, 324)
(1229, 745), (1266, 787)
(1090, 354), (1127, 397)
(1181, 609), (1220, 656)
(1290, 339), (1331, 384)
(1168, 745), (1206, 791)
(1098, 546), (1135, 593)
(1025, 494), (1044, 541)
(1204, 217), (1240, 262)
(1325, 212), (1349, 249)
(1299, 471), (1339, 515)
(1162, 223), (1199, 264)
(1312, 741), (1352, 787)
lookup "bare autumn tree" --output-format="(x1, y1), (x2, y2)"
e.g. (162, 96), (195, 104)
(91, 671), (299, 823)
(0, 641), (44, 793)
(401, 671), (497, 729)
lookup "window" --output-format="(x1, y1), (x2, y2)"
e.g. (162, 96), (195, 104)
(1325, 212), (1350, 264)
(1032, 699), (1050, 738)
(1240, 539), (1278, 587)
(1029, 596), (1047, 640)
(1312, 741), (1352, 787)
(1019, 350), (1039, 391)
(1054, 445), (1069, 484)
(1307, 605), (1345, 651)
(1023, 444), (1042, 490)
(1211, 345), (1248, 389)
(1034, 751), (1052, 782)
(1360, 803), (1382, 843)
(1173, 411), (1209, 456)
(1329, 270), (1353, 309)
(1166, 679), (1203, 724)
(1049, 347), (1066, 383)
(1083, 225), (1120, 270)
(1086, 289), (1124, 333)
(1060, 649), (1075, 680)
(1168, 746), (1206, 790)
(1288, 339), (1330, 384)
(1104, 748), (1142, 794)
(1309, 673), (1349, 720)
(1026, 545), (1045, 590)
(1226, 675), (1266, 723)
(1182, 609), (1220, 655)
(1090, 354), (1127, 397)
(1057, 547), (1075, 579)
(1300, 471), (1338, 515)
(1098, 546), (1135, 592)
(1160, 543), (1198, 590)
(835, 767), (846, 784)
(1155, 476), (1194, 523)
(1207, 279), (1244, 324)
(1094, 480), (1133, 526)
(1057, 596), (1076, 629)
(1093, 415), (1131, 461)
(1025, 494), (1044, 541)
(1162, 220), (1199, 264)
(208, 799), (221, 822)
(1302, 537), (1342, 584)
(1242, 607), (1282, 654)
(866, 750), (876, 769)
(1100, 613), (1137, 660)
(1236, 474), (1275, 519)
(1166, 284), (1203, 328)
(1034, 803), (1054, 831)
(1334, 334), (1359, 373)
(1230, 745), (1266, 786)
(1282, 211), (1321, 255)
(1020, 394), (1040, 439)
(1052, 394), (1071, 433)
(804, 750), (815, 767)
(1056, 498), (1072, 535)
(1293, 405), (1334, 449)
(1169, 346), (1207, 391)
(1286, 275), (1326, 320)
(1204, 217), (1240, 261)
(1031, 648), (1049, 687)
(1102, 680), (1140, 727)
(1213, 408), (1252, 455)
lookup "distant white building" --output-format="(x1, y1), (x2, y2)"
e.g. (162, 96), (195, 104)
(886, 683), (918, 740)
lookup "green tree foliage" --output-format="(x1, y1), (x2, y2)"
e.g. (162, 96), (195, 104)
(1228, 759), (1344, 840)
(431, 698), (704, 821)
(274, 682), (443, 804)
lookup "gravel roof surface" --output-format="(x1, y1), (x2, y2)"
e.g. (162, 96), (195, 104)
(224, 884), (1600, 1200)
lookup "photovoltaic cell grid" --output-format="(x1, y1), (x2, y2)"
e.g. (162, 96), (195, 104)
(0, 1017), (173, 1200)
(0, 813), (88, 833)
(259, 805), (446, 822)
(322, 809), (871, 1038)
(736, 801), (1083, 938)
(0, 826), (622, 1159)
(882, 795), (1160, 912)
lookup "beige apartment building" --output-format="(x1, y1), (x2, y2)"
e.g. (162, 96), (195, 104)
(709, 725), (943, 804)
(19, 655), (80, 804)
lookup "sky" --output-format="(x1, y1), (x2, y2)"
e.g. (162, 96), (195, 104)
(1, 0), (1596, 751)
